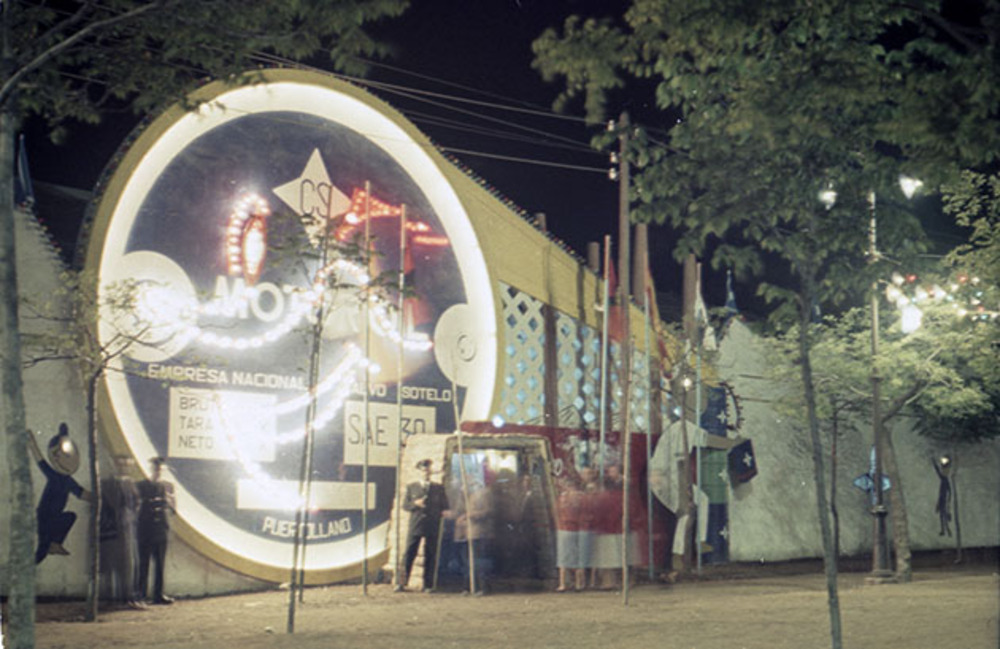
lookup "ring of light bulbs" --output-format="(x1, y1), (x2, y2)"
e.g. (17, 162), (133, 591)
(130, 191), (437, 509)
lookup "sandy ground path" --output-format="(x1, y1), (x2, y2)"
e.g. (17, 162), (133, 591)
(26, 567), (999, 649)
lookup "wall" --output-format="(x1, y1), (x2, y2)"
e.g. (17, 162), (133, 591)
(0, 207), (267, 598)
(719, 319), (1000, 562)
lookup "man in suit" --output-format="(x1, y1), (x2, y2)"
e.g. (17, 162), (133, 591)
(399, 458), (448, 592)
(138, 457), (175, 605)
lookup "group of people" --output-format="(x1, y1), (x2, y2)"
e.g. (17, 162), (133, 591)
(28, 425), (175, 608)
(400, 457), (545, 595)
(555, 464), (629, 592)
(102, 455), (176, 608)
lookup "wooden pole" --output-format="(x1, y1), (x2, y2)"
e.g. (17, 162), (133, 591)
(288, 200), (329, 633)
(644, 285), (654, 580)
(598, 235), (611, 485)
(450, 353), (476, 594)
(616, 112), (633, 605)
(393, 206), (407, 589)
(362, 181), (371, 594)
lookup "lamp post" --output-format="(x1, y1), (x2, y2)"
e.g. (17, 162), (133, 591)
(819, 175), (922, 583)
(867, 189), (894, 582)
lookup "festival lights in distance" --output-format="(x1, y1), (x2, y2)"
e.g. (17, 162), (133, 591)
(885, 271), (997, 327)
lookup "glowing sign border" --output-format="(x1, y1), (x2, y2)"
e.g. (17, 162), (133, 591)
(85, 70), (497, 583)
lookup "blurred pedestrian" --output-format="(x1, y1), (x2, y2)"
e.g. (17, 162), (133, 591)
(455, 476), (495, 595)
(102, 456), (145, 608)
(138, 457), (175, 605)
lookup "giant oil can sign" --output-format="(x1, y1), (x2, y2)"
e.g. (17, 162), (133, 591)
(86, 70), (496, 582)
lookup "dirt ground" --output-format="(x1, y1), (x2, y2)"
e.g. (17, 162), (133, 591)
(21, 561), (1000, 649)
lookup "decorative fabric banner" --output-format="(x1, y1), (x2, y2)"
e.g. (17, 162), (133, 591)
(727, 439), (758, 484)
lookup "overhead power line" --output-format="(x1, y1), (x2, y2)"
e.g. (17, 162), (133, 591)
(438, 147), (607, 174)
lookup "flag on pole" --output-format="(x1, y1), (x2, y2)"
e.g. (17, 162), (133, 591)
(644, 265), (674, 369)
(694, 263), (717, 351)
(727, 439), (758, 484)
(606, 251), (625, 342)
(15, 134), (35, 209)
(725, 269), (738, 318)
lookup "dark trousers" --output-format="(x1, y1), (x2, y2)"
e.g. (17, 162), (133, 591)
(458, 538), (493, 593)
(139, 537), (168, 601)
(403, 532), (438, 589)
(36, 511), (76, 564)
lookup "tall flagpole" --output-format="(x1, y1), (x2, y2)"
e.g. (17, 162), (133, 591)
(449, 351), (476, 594)
(361, 181), (372, 594)
(644, 284), (654, 581)
(616, 112), (632, 606)
(393, 205), (407, 590)
(694, 262), (704, 575)
(598, 235), (611, 485)
(695, 323), (703, 575)
(288, 201), (329, 633)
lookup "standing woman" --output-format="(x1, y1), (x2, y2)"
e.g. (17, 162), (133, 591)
(555, 474), (587, 592)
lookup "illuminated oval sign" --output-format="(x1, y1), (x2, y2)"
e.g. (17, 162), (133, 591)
(86, 70), (496, 582)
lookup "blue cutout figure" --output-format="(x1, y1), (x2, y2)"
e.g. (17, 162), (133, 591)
(27, 424), (90, 564)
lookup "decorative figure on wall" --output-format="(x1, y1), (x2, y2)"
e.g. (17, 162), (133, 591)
(932, 456), (953, 537)
(27, 424), (91, 564)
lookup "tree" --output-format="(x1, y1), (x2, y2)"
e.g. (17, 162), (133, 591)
(918, 171), (1000, 559)
(767, 323), (865, 565)
(769, 273), (997, 580)
(1, 2), (408, 647)
(21, 272), (156, 623)
(533, 2), (998, 647)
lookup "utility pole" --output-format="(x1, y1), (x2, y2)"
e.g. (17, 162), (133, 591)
(616, 112), (633, 605)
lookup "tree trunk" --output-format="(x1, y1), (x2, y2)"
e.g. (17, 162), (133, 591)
(830, 411), (839, 565)
(1, 107), (36, 649)
(797, 281), (843, 649)
(881, 426), (911, 583)
(85, 372), (103, 621)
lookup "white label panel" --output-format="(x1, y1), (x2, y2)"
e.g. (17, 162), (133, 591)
(236, 479), (376, 511)
(168, 387), (277, 461)
(343, 401), (436, 467)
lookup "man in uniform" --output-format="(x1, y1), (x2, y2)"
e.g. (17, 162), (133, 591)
(399, 458), (448, 592)
(138, 457), (175, 604)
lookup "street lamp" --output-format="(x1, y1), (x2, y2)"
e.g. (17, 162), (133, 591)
(867, 188), (893, 582)
(820, 175), (921, 583)
(867, 175), (923, 583)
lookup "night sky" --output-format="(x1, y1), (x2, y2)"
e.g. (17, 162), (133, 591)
(23, 1), (714, 317)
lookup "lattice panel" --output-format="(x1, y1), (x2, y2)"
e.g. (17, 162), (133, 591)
(497, 282), (654, 434)
(593, 340), (652, 434)
(500, 284), (546, 424)
(554, 313), (602, 429)
(630, 350), (650, 433)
